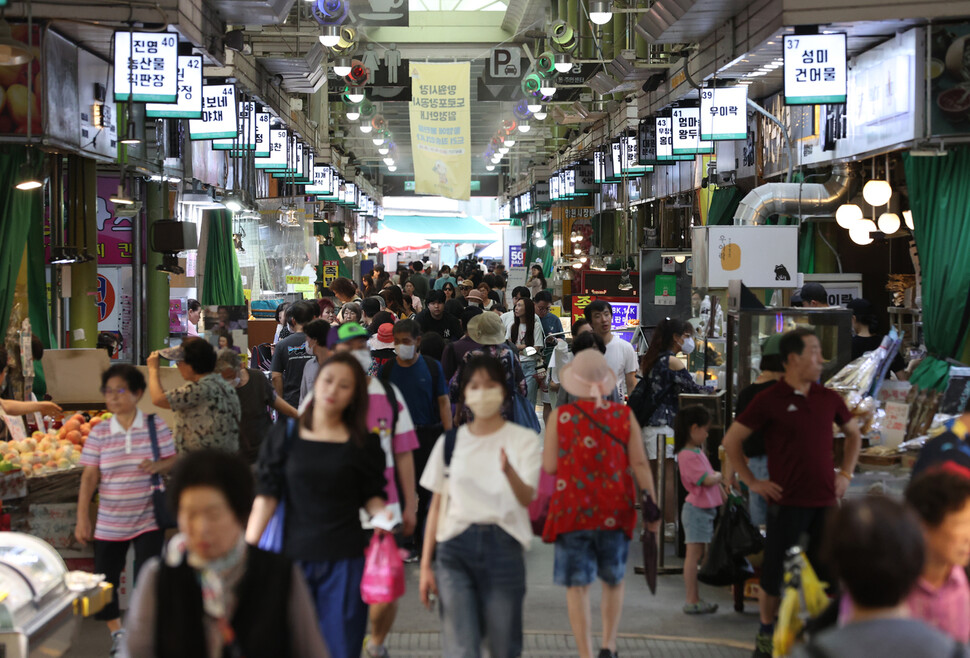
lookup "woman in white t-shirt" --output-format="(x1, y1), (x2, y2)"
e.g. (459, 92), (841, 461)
(419, 354), (541, 658)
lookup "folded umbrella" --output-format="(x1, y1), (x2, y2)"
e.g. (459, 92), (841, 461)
(640, 493), (661, 594)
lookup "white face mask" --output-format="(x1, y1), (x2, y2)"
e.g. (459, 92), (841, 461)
(352, 348), (372, 373)
(396, 344), (416, 360)
(682, 337), (696, 354)
(304, 341), (312, 354)
(464, 387), (505, 419)
(231, 376), (241, 388)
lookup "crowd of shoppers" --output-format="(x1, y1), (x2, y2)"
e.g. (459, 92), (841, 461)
(65, 259), (970, 658)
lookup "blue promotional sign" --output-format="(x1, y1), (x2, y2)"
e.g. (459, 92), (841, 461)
(509, 244), (524, 268)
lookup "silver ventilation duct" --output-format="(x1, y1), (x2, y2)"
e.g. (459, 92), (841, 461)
(733, 163), (858, 225)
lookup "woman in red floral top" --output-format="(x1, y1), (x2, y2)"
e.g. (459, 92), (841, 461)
(542, 350), (659, 658)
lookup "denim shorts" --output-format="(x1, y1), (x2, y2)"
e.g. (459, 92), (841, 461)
(553, 529), (630, 587)
(682, 502), (717, 544)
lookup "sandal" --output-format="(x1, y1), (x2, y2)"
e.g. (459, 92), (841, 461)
(683, 601), (719, 615)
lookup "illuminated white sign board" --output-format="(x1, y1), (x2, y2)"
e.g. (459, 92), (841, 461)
(672, 107), (713, 155)
(145, 55), (202, 118)
(622, 135), (653, 174)
(254, 112), (270, 157)
(656, 117), (674, 160)
(783, 33), (847, 105)
(114, 31), (178, 102)
(188, 84), (237, 140)
(307, 165), (334, 195)
(700, 87), (748, 140)
(213, 102), (258, 151)
(257, 128), (289, 169)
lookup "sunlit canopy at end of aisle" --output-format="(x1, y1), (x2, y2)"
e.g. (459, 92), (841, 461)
(379, 215), (499, 244)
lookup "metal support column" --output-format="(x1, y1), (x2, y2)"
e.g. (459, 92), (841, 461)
(66, 156), (98, 348)
(145, 182), (170, 354)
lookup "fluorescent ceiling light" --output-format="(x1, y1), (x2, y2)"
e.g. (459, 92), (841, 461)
(360, 124), (373, 133)
(346, 110), (360, 120)
(534, 110), (547, 120)
(387, 165), (397, 172)
(486, 164), (495, 171)
(527, 103), (542, 113)
(518, 123), (531, 132)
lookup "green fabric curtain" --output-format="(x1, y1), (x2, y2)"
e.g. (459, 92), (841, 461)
(318, 243), (352, 279)
(27, 198), (53, 349)
(201, 209), (246, 306)
(903, 146), (970, 391)
(0, 147), (41, 338)
(524, 225), (552, 277)
(706, 187), (743, 226)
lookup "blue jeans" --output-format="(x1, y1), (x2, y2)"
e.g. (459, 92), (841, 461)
(301, 557), (368, 658)
(553, 530), (630, 587)
(747, 456), (769, 527)
(435, 524), (526, 658)
(520, 358), (539, 407)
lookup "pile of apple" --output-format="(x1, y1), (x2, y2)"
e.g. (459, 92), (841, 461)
(0, 413), (111, 478)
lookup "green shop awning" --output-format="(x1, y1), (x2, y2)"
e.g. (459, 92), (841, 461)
(380, 215), (498, 244)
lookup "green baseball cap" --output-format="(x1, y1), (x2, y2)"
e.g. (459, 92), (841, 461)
(336, 322), (368, 343)
(762, 333), (783, 357)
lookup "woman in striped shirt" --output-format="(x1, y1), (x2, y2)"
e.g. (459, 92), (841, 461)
(75, 364), (178, 656)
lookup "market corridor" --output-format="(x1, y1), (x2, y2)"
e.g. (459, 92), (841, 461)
(68, 539), (753, 657)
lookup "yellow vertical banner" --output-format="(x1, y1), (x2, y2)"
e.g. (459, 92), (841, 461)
(409, 62), (471, 201)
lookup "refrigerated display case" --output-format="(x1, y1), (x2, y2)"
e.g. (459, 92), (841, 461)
(725, 306), (853, 419)
(0, 533), (111, 657)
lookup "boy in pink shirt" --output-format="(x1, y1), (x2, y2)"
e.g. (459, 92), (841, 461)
(675, 405), (725, 615)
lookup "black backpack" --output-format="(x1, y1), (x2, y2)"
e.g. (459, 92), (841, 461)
(627, 376), (673, 427)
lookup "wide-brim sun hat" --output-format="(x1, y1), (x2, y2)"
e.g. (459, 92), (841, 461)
(467, 312), (507, 346)
(560, 349), (617, 403)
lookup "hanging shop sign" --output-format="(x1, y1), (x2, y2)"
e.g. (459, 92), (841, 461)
(321, 260), (340, 288)
(307, 165), (334, 195)
(783, 32), (847, 105)
(646, 117), (693, 163)
(621, 135), (653, 174)
(96, 177), (134, 264)
(145, 55), (202, 118)
(534, 181), (550, 205)
(672, 107), (714, 155)
(213, 101), (258, 151)
(699, 87), (748, 140)
(409, 61), (472, 201)
(593, 149), (606, 183)
(256, 128), (288, 170)
(693, 225), (799, 289)
(188, 84), (237, 140)
(604, 141), (623, 181)
(562, 170), (576, 198)
(254, 111), (270, 157)
(575, 160), (596, 193)
(113, 31), (178, 103)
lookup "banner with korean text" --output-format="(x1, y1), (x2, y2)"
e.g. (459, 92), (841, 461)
(409, 62), (471, 201)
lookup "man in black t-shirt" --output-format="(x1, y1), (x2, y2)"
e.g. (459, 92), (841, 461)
(270, 300), (316, 408)
(415, 290), (461, 341)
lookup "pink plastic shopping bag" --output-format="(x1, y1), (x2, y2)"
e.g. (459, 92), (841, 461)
(360, 532), (406, 604)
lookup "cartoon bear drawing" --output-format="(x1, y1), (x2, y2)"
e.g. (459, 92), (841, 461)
(774, 264), (791, 281)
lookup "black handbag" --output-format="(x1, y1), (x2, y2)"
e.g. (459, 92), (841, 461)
(147, 414), (176, 530)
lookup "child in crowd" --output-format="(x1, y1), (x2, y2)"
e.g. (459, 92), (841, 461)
(902, 465), (970, 642)
(675, 405), (723, 614)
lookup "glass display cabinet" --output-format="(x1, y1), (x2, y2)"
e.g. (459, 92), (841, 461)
(0, 533), (112, 657)
(725, 305), (853, 420)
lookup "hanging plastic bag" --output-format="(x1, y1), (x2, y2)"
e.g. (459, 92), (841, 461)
(698, 506), (754, 587)
(529, 471), (555, 536)
(361, 533), (406, 605)
(723, 494), (764, 558)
